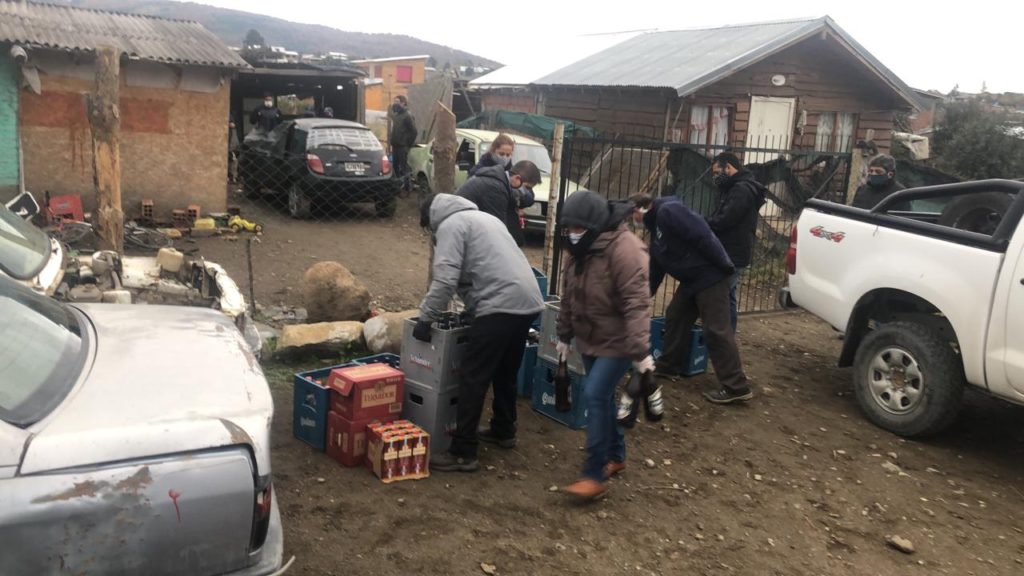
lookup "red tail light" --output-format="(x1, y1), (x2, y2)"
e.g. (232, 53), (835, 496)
(785, 225), (798, 275)
(250, 479), (273, 551)
(306, 154), (324, 175)
(381, 154), (392, 175)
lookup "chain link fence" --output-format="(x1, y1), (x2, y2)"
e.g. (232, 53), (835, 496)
(550, 135), (853, 315)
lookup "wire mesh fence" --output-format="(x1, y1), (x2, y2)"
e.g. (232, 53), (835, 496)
(229, 118), (405, 222)
(550, 135), (854, 315)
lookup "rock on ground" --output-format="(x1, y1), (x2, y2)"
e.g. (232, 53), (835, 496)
(302, 261), (372, 322)
(276, 321), (365, 357)
(363, 309), (419, 354)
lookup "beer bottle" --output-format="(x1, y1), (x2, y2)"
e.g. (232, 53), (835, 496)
(554, 359), (571, 413)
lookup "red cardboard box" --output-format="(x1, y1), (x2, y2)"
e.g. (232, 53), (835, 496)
(366, 422), (430, 483)
(326, 411), (392, 467)
(327, 364), (405, 421)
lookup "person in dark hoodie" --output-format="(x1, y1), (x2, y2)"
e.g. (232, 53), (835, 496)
(468, 133), (515, 177)
(557, 191), (656, 500)
(851, 154), (906, 210)
(415, 193), (545, 472)
(389, 95), (418, 192)
(706, 152), (768, 331)
(634, 194), (753, 404)
(456, 160), (541, 246)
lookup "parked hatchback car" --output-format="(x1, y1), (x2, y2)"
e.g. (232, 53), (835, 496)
(408, 129), (579, 232)
(239, 118), (399, 219)
(0, 259), (282, 573)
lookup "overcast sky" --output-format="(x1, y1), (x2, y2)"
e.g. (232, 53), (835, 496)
(189, 0), (1023, 94)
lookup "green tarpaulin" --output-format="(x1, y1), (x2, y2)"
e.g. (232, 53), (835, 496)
(457, 110), (598, 142)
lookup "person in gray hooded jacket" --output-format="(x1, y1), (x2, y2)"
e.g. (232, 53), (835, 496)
(415, 193), (545, 472)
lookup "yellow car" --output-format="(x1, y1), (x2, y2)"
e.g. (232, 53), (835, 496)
(228, 215), (263, 233)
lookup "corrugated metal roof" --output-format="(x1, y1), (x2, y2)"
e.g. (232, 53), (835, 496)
(0, 0), (249, 69)
(528, 17), (919, 109)
(470, 31), (647, 87)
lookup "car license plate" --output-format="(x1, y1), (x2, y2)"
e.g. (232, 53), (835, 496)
(345, 162), (365, 173)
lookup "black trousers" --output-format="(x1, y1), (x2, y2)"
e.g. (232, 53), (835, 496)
(392, 146), (411, 189)
(659, 276), (749, 392)
(449, 312), (536, 458)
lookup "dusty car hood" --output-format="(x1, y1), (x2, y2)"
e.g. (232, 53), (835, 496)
(19, 304), (273, 476)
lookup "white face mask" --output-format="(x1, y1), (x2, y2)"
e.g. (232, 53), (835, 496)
(494, 152), (512, 165)
(568, 232), (585, 245)
(264, 100), (273, 108)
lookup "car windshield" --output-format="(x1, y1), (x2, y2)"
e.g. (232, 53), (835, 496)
(308, 128), (383, 151)
(0, 203), (51, 280)
(0, 277), (85, 427)
(480, 142), (553, 174)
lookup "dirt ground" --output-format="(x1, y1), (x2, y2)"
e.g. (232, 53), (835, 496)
(190, 192), (544, 313)
(197, 196), (1024, 576)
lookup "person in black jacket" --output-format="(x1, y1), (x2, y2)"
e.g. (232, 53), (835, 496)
(706, 152), (768, 331)
(249, 93), (282, 133)
(456, 160), (541, 246)
(468, 133), (515, 177)
(634, 194), (753, 405)
(852, 154), (906, 210)
(389, 95), (418, 191)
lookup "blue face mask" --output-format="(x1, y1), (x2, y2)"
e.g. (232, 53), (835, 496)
(868, 173), (890, 187)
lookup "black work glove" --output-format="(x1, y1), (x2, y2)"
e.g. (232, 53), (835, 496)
(412, 319), (433, 342)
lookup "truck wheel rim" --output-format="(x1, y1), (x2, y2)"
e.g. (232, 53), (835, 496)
(868, 347), (924, 414)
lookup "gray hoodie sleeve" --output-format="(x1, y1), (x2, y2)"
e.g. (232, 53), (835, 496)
(419, 220), (466, 320)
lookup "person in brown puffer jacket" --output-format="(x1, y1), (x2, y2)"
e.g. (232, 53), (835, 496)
(556, 190), (660, 501)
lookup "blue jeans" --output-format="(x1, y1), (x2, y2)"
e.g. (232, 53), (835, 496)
(581, 355), (632, 482)
(728, 267), (745, 332)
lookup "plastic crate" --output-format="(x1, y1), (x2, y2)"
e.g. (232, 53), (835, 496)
(532, 267), (548, 298)
(531, 359), (587, 430)
(401, 379), (459, 455)
(650, 318), (708, 376)
(353, 353), (401, 369)
(517, 343), (538, 397)
(537, 300), (586, 374)
(400, 318), (469, 393)
(293, 362), (359, 451)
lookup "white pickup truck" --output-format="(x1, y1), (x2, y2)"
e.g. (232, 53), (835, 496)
(781, 179), (1024, 436)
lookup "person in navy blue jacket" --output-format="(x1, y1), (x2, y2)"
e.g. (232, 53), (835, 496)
(633, 194), (754, 404)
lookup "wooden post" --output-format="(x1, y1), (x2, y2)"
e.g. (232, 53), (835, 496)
(87, 46), (124, 253)
(845, 143), (869, 206)
(432, 102), (457, 194)
(543, 122), (566, 279)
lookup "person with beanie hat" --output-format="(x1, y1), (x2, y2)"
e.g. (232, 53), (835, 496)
(852, 154), (906, 210)
(555, 190), (658, 501)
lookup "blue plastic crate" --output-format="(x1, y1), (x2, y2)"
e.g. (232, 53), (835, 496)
(532, 267), (548, 297)
(292, 362), (359, 451)
(517, 343), (538, 397)
(650, 318), (708, 376)
(353, 353), (401, 369)
(531, 359), (587, 430)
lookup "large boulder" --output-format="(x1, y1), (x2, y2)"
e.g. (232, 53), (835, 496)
(276, 321), (365, 358)
(363, 309), (419, 354)
(302, 262), (371, 322)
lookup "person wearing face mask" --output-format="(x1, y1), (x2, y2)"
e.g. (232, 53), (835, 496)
(705, 152), (767, 331)
(389, 95), (418, 192)
(555, 190), (654, 500)
(468, 133), (515, 177)
(455, 160), (541, 246)
(851, 154), (906, 210)
(632, 194), (753, 405)
(249, 92), (282, 133)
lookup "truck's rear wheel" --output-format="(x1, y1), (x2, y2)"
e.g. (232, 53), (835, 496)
(853, 321), (964, 437)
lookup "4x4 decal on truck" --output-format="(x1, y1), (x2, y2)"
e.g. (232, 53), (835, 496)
(810, 225), (846, 243)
